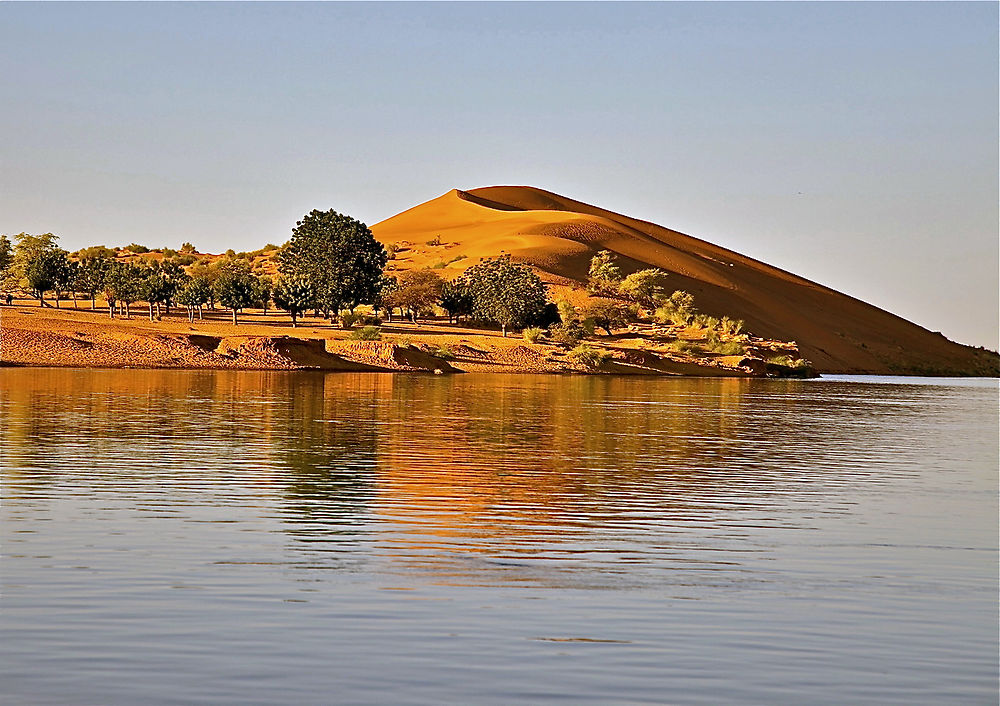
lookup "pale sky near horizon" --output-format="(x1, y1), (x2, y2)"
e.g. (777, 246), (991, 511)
(2, 3), (997, 349)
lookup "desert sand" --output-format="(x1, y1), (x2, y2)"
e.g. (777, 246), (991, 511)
(372, 186), (997, 376)
(0, 303), (785, 376)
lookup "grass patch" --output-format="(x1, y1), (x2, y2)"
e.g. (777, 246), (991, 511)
(348, 326), (382, 341)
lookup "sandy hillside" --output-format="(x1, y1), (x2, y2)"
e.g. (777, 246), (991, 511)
(372, 186), (997, 375)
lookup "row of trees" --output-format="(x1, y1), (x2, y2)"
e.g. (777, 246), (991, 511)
(1, 217), (685, 337)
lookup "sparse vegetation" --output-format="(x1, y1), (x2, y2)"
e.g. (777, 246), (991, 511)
(568, 344), (611, 369)
(349, 325), (382, 340)
(522, 327), (545, 343)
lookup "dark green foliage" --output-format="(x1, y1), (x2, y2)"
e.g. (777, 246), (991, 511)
(581, 299), (637, 335)
(254, 275), (272, 313)
(440, 276), (473, 323)
(75, 256), (113, 308)
(179, 242), (197, 254)
(213, 262), (257, 324)
(548, 321), (586, 346)
(103, 261), (144, 317)
(527, 302), (562, 329)
(125, 243), (150, 254)
(277, 209), (387, 317)
(272, 274), (315, 327)
(464, 255), (548, 336)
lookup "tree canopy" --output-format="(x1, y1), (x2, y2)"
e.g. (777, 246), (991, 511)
(277, 209), (386, 317)
(464, 255), (548, 336)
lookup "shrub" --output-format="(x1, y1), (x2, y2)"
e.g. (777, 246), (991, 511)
(769, 354), (809, 369)
(125, 243), (150, 254)
(385, 243), (400, 260)
(341, 311), (362, 328)
(522, 327), (545, 343)
(548, 321), (584, 346)
(162, 248), (177, 258)
(426, 235), (442, 246)
(663, 339), (695, 354)
(568, 344), (611, 369)
(428, 344), (456, 360)
(719, 316), (744, 336)
(349, 326), (382, 340)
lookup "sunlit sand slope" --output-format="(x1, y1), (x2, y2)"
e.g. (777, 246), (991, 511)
(372, 186), (996, 375)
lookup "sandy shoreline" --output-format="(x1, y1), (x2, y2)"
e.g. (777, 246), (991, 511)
(0, 304), (783, 377)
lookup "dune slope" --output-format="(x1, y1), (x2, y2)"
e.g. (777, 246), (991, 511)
(372, 186), (996, 375)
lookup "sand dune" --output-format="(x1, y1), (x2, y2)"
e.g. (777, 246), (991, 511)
(372, 186), (997, 375)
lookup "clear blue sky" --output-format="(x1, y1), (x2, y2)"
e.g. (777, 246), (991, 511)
(2, 2), (996, 348)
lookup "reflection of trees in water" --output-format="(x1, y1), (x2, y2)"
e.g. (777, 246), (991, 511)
(273, 373), (380, 542)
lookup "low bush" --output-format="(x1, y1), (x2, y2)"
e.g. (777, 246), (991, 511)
(349, 326), (382, 341)
(548, 321), (584, 346)
(340, 312), (362, 328)
(522, 327), (545, 343)
(768, 354), (809, 369)
(568, 344), (611, 369)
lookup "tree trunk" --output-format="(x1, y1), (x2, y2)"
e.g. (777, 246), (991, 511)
(198, 305), (203, 320)
(108, 302), (115, 319)
(149, 302), (155, 321)
(502, 324), (507, 337)
(91, 294), (96, 310)
(232, 309), (238, 325)
(291, 311), (297, 327)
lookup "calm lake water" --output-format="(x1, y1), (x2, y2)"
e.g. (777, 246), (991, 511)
(1, 370), (997, 705)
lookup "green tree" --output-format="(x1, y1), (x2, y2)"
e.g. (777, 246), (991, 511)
(52, 256), (77, 308)
(75, 256), (113, 309)
(588, 250), (621, 294)
(372, 274), (398, 321)
(254, 275), (273, 315)
(103, 261), (144, 318)
(140, 261), (188, 320)
(464, 255), (548, 337)
(176, 276), (212, 321)
(581, 299), (637, 335)
(272, 275), (315, 327)
(618, 268), (669, 309)
(386, 269), (444, 322)
(440, 276), (474, 324)
(277, 209), (387, 321)
(0, 235), (15, 296)
(12, 233), (60, 305)
(213, 262), (257, 325)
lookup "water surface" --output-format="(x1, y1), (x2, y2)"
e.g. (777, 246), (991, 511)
(2, 370), (997, 704)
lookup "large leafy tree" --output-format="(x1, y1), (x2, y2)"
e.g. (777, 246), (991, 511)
(12, 232), (64, 305)
(464, 255), (548, 337)
(276, 209), (386, 321)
